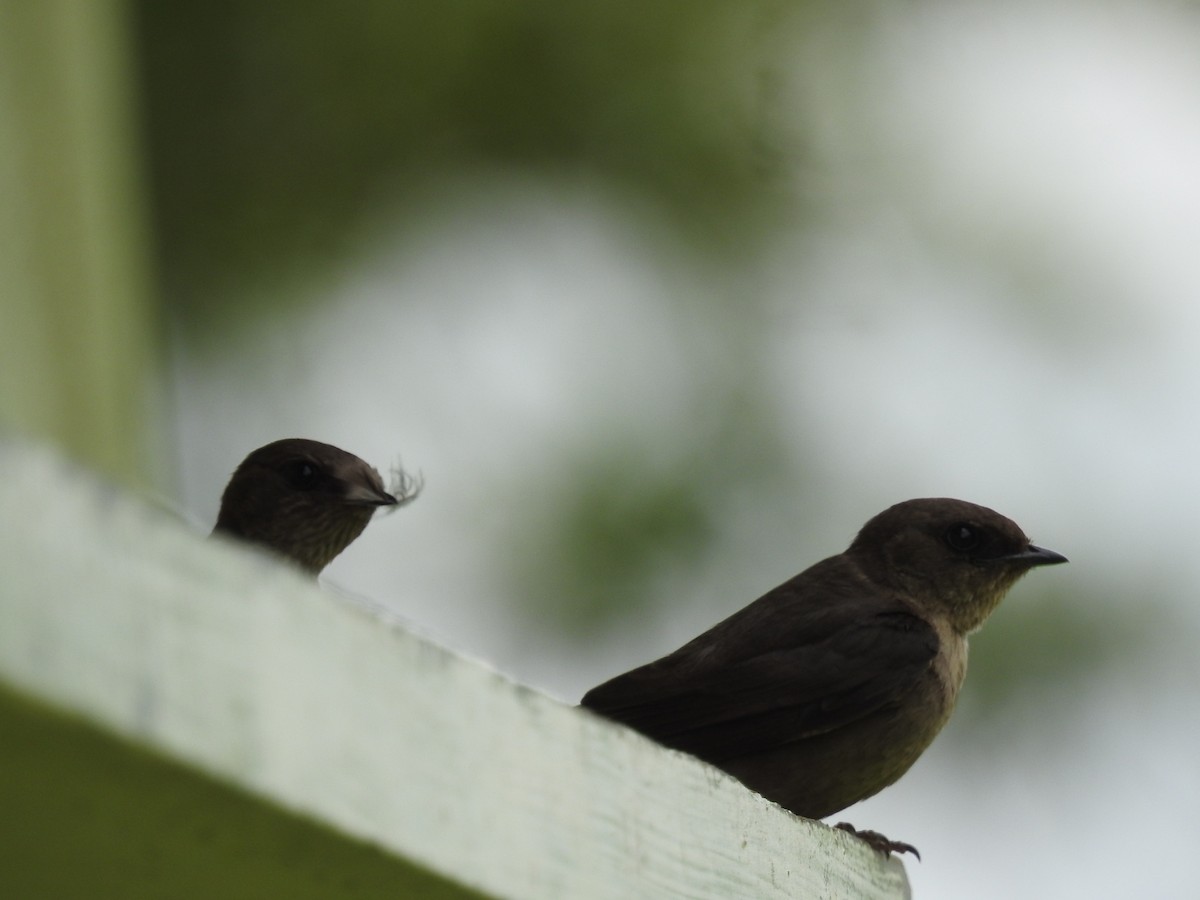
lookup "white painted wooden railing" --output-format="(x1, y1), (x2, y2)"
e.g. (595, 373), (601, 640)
(0, 437), (910, 899)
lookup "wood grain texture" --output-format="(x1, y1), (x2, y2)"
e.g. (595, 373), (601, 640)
(0, 437), (910, 900)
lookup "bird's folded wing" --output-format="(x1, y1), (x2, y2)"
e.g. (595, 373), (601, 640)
(581, 610), (938, 763)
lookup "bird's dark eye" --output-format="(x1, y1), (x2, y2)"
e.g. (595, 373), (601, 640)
(281, 459), (321, 490)
(945, 523), (980, 552)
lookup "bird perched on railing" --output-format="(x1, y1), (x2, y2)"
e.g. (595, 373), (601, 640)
(212, 438), (420, 576)
(581, 497), (1066, 855)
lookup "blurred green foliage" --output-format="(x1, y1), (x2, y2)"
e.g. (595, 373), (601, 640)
(514, 446), (717, 632)
(134, 0), (798, 334)
(961, 587), (1157, 722)
(507, 377), (803, 634)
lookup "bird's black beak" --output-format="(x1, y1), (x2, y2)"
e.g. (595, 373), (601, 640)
(1004, 544), (1068, 567)
(342, 482), (399, 507)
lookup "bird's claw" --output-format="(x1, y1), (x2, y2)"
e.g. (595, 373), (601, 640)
(834, 822), (921, 860)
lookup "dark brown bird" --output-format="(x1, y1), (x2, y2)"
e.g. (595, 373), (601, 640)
(212, 438), (412, 576)
(581, 498), (1066, 852)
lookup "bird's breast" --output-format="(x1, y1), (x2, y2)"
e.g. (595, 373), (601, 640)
(932, 622), (969, 704)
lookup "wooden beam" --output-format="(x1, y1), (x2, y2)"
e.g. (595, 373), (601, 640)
(0, 437), (910, 899)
